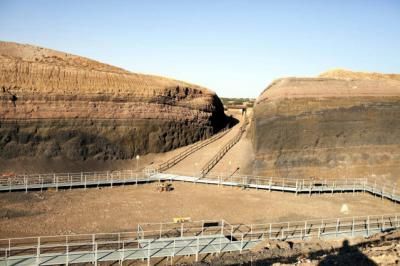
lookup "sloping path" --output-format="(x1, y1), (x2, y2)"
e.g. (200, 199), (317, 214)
(206, 109), (254, 177)
(165, 111), (245, 176)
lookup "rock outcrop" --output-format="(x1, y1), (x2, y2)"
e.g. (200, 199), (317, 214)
(0, 41), (228, 160)
(252, 70), (400, 179)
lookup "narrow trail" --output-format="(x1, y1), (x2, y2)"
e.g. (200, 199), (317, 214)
(166, 110), (244, 176)
(205, 108), (254, 178)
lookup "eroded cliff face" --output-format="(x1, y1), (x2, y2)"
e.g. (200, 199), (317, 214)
(252, 72), (400, 179)
(0, 41), (227, 160)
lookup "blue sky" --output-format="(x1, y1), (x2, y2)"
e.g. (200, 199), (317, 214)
(0, 0), (399, 97)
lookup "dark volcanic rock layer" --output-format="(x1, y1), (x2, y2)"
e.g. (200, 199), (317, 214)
(252, 75), (400, 179)
(0, 42), (227, 160)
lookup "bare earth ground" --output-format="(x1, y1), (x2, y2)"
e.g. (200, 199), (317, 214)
(165, 109), (244, 176)
(207, 109), (254, 176)
(1, 182), (399, 238)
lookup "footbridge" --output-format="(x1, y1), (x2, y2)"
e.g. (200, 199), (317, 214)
(1, 213), (400, 265)
(1, 171), (399, 203)
(1, 171), (400, 264)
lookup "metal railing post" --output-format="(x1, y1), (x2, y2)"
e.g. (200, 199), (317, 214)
(36, 237), (40, 265)
(219, 234), (222, 253)
(66, 240), (69, 266)
(269, 177), (272, 192)
(392, 187), (395, 201)
(269, 223), (272, 238)
(94, 242), (98, 266)
(240, 234), (243, 253)
(181, 223), (184, 237)
(173, 239), (176, 257)
(196, 237), (199, 261)
(120, 240), (125, 265)
(304, 221), (307, 238)
(147, 240), (151, 266)
(336, 218), (339, 237)
(24, 175), (27, 193)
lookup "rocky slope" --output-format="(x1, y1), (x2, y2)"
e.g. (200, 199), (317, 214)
(252, 70), (400, 180)
(0, 41), (228, 161)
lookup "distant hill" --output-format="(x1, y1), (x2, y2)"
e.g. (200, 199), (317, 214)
(319, 69), (400, 81)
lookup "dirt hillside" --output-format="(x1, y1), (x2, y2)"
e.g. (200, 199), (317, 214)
(0, 41), (228, 162)
(252, 70), (400, 180)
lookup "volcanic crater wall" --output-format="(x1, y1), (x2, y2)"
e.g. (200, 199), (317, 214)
(0, 42), (227, 160)
(252, 76), (400, 179)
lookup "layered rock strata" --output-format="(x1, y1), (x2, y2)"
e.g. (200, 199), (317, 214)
(252, 72), (400, 179)
(0, 42), (227, 160)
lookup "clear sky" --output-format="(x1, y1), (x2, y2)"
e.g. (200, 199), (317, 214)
(0, 0), (399, 98)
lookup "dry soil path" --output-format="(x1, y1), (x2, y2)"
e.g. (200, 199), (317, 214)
(165, 110), (244, 176)
(207, 109), (254, 177)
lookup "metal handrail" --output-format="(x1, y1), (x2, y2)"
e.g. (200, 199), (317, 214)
(158, 127), (231, 172)
(200, 116), (249, 177)
(1, 213), (399, 265)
